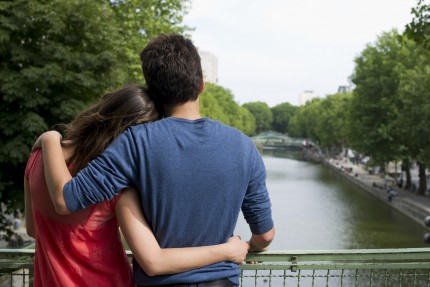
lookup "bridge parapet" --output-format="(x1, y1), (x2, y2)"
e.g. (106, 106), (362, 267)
(1, 248), (430, 286)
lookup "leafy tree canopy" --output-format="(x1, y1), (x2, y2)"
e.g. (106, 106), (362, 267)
(242, 102), (273, 135)
(200, 83), (256, 135)
(288, 98), (322, 141)
(0, 0), (189, 237)
(405, 0), (430, 47)
(394, 36), (430, 195)
(348, 30), (411, 164)
(271, 102), (298, 134)
(315, 92), (352, 148)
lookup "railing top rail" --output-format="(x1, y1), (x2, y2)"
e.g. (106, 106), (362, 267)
(254, 248), (430, 254)
(246, 248), (430, 262)
(1, 247), (430, 260)
(1, 248), (430, 274)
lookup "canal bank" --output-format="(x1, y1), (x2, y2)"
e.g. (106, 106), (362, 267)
(324, 158), (430, 229)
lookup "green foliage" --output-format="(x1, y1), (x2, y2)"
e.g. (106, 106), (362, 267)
(288, 93), (351, 149)
(0, 0), (189, 236)
(348, 29), (430, 193)
(110, 0), (191, 83)
(271, 102), (298, 134)
(0, 0), (123, 214)
(200, 83), (256, 135)
(394, 42), (430, 194)
(242, 102), (273, 134)
(288, 99), (322, 140)
(405, 0), (430, 47)
(315, 93), (352, 148)
(348, 30), (413, 164)
(396, 46), (430, 165)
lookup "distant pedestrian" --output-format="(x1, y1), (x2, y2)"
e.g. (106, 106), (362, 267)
(13, 218), (20, 230)
(388, 189), (397, 202)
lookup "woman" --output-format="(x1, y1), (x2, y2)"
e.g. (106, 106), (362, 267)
(24, 84), (248, 287)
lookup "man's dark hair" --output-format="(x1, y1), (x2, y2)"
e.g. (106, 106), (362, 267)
(140, 34), (203, 106)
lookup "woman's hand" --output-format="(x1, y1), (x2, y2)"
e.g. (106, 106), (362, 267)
(32, 131), (62, 151)
(226, 236), (249, 264)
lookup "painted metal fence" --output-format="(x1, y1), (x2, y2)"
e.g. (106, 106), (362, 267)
(241, 248), (430, 287)
(1, 248), (430, 287)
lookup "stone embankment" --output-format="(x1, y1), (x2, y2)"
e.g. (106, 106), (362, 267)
(324, 158), (430, 229)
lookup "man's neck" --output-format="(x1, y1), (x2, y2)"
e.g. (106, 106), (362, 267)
(164, 99), (201, 120)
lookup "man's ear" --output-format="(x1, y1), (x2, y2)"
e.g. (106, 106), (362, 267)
(199, 79), (205, 94)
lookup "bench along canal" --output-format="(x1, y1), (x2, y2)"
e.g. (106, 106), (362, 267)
(235, 150), (428, 250)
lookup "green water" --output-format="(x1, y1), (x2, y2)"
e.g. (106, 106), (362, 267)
(234, 150), (429, 250)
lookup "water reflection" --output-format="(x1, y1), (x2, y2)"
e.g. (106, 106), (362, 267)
(235, 150), (428, 250)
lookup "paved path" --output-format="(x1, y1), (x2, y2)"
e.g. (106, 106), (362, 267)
(326, 158), (430, 227)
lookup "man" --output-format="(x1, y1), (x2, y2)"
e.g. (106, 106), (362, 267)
(40, 34), (274, 286)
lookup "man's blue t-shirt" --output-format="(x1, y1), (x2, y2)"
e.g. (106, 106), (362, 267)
(63, 117), (273, 285)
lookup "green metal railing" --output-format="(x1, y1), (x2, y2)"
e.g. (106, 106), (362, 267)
(1, 248), (430, 287)
(242, 249), (430, 287)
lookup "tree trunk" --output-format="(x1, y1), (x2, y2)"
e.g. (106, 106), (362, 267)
(417, 162), (427, 196)
(403, 160), (412, 190)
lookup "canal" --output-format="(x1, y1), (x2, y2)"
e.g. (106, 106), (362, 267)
(234, 150), (429, 250)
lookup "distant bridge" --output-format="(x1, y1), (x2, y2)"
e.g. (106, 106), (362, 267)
(251, 132), (323, 161)
(251, 132), (308, 150)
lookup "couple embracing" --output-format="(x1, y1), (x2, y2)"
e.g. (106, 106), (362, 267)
(25, 34), (275, 287)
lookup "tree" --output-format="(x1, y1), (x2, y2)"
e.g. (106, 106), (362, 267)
(348, 30), (408, 166)
(314, 93), (352, 149)
(238, 108), (257, 136)
(288, 98), (322, 140)
(405, 0), (430, 47)
(110, 0), (190, 83)
(395, 44), (430, 195)
(200, 83), (256, 135)
(242, 102), (273, 134)
(349, 30), (430, 193)
(0, 0), (190, 239)
(0, 0), (124, 233)
(271, 102), (298, 134)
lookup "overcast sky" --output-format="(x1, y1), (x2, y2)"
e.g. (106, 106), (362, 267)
(183, 0), (417, 107)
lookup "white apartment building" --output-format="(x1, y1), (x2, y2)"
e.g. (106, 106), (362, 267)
(199, 51), (218, 84)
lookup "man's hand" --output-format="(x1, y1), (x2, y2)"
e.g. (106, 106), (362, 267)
(32, 131), (62, 151)
(226, 236), (249, 264)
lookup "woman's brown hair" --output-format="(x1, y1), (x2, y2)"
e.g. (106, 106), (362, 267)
(61, 84), (159, 176)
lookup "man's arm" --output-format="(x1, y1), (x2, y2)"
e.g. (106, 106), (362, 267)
(37, 129), (138, 214)
(242, 146), (275, 250)
(248, 227), (275, 251)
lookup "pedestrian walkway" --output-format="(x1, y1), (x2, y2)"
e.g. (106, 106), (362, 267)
(326, 158), (430, 228)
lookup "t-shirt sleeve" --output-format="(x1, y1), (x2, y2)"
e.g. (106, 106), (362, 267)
(64, 129), (139, 212)
(242, 146), (274, 234)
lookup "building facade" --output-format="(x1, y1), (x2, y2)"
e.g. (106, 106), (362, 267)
(199, 51), (218, 84)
